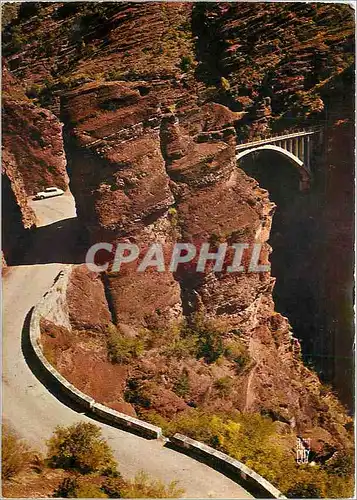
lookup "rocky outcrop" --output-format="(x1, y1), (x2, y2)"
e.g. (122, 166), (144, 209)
(66, 265), (112, 331)
(192, 3), (354, 134)
(61, 80), (176, 242)
(2, 158), (35, 264)
(2, 69), (35, 263)
(2, 66), (68, 263)
(2, 67), (68, 196)
(58, 74), (354, 456)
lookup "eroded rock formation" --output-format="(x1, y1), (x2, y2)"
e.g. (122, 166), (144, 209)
(2, 65), (68, 263)
(58, 77), (353, 456)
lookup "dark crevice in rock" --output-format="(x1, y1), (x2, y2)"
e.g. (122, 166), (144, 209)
(1, 172), (33, 264)
(100, 272), (117, 325)
(159, 111), (191, 317)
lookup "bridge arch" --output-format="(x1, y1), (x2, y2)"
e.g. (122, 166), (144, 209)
(236, 144), (310, 190)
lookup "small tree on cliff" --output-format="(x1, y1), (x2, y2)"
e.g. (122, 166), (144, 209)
(47, 422), (118, 475)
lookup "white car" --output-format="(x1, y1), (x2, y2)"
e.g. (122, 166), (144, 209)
(33, 187), (64, 200)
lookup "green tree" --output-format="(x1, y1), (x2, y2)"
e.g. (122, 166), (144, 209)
(47, 422), (118, 475)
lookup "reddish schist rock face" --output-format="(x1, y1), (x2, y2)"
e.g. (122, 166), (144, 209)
(2, 67), (68, 196)
(2, 66), (68, 263)
(61, 77), (354, 454)
(61, 77), (275, 325)
(62, 81), (175, 243)
(66, 264), (112, 332)
(2, 67), (35, 262)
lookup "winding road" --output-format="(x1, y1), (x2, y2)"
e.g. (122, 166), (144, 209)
(2, 192), (252, 499)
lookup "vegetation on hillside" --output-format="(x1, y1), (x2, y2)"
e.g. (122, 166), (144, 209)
(145, 410), (354, 498)
(2, 3), (195, 89)
(40, 312), (354, 498)
(2, 422), (184, 498)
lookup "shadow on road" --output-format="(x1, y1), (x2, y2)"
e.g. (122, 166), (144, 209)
(7, 217), (88, 266)
(21, 308), (86, 414)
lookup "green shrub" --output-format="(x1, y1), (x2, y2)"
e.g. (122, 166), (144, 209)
(144, 409), (353, 497)
(107, 327), (144, 364)
(173, 371), (190, 397)
(163, 315), (227, 364)
(124, 378), (152, 409)
(75, 483), (108, 498)
(101, 476), (125, 498)
(106, 69), (125, 81)
(163, 334), (198, 359)
(102, 472), (184, 498)
(324, 449), (354, 477)
(145, 410), (295, 490)
(224, 341), (251, 372)
(180, 55), (194, 72)
(47, 422), (118, 475)
(53, 477), (78, 498)
(194, 317), (224, 363)
(54, 477), (109, 498)
(1, 4), (20, 27)
(214, 376), (233, 397)
(120, 471), (184, 498)
(168, 207), (179, 227)
(286, 481), (323, 498)
(1, 425), (32, 480)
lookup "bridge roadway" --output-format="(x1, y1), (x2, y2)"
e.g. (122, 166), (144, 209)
(235, 129), (320, 151)
(2, 192), (252, 499)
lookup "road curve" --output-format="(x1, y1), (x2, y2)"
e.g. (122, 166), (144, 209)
(2, 192), (252, 499)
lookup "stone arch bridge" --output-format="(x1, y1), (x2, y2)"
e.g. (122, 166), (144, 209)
(236, 129), (323, 190)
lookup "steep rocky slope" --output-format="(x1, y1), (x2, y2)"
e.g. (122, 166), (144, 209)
(192, 3), (354, 135)
(2, 67), (68, 195)
(2, 67), (35, 262)
(46, 65), (353, 480)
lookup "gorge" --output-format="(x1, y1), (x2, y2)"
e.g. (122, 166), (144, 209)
(2, 3), (355, 498)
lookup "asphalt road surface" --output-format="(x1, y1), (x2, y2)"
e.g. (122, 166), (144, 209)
(2, 191), (252, 498)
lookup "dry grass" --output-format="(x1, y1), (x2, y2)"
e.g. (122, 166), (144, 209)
(2, 425), (33, 480)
